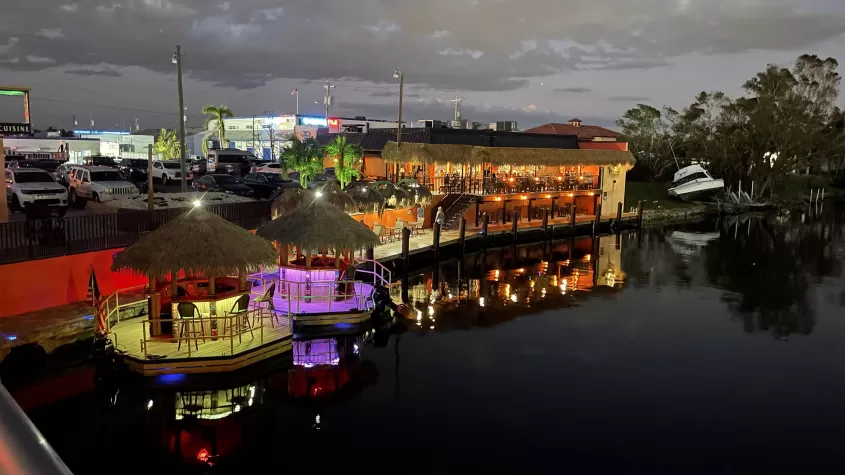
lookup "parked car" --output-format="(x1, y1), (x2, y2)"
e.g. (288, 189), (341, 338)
(307, 167), (337, 189)
(118, 158), (149, 184)
(192, 174), (255, 197)
(207, 149), (252, 176)
(67, 165), (139, 207)
(5, 168), (68, 216)
(83, 155), (119, 167)
(151, 160), (192, 185)
(5, 159), (61, 174)
(242, 172), (300, 199)
(53, 164), (75, 186)
(252, 162), (282, 173)
(190, 159), (207, 175)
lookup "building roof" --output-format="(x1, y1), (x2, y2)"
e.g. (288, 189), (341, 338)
(317, 128), (580, 153)
(524, 123), (622, 140)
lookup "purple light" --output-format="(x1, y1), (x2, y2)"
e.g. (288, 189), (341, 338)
(5, 335), (17, 341)
(293, 339), (340, 367)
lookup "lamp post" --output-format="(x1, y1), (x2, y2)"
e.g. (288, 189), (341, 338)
(393, 69), (404, 183)
(173, 45), (187, 192)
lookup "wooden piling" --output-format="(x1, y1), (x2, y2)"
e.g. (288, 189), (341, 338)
(570, 202), (577, 234)
(616, 201), (623, 226)
(433, 222), (441, 264)
(401, 228), (410, 303)
(474, 199), (480, 227)
(458, 217), (467, 257)
(481, 213), (489, 249)
(637, 200), (644, 228)
(511, 209), (519, 243)
(593, 199), (602, 237)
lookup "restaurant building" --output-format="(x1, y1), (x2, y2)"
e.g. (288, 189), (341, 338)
(524, 118), (628, 152)
(318, 127), (635, 221)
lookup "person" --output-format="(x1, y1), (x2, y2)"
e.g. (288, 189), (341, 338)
(435, 206), (445, 227)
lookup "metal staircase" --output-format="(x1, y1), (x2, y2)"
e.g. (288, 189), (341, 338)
(442, 193), (477, 230)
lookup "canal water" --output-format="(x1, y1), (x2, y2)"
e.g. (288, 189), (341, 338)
(25, 207), (845, 474)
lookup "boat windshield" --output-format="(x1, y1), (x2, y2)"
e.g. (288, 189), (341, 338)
(672, 171), (710, 187)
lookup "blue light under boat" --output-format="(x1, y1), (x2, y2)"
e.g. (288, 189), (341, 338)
(155, 373), (187, 384)
(83, 315), (95, 320)
(333, 323), (354, 329)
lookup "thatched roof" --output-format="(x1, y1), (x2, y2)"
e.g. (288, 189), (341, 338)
(382, 142), (636, 169)
(314, 179), (356, 212)
(271, 188), (316, 219)
(346, 183), (385, 212)
(399, 182), (433, 206)
(377, 183), (413, 208)
(112, 208), (276, 277)
(257, 199), (380, 251)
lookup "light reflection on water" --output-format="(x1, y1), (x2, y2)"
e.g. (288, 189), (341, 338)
(25, 208), (845, 473)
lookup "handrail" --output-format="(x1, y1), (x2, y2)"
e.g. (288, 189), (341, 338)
(0, 383), (74, 475)
(137, 310), (280, 360)
(250, 278), (374, 316)
(354, 257), (392, 288)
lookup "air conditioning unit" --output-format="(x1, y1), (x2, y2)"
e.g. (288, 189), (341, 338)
(495, 121), (518, 132)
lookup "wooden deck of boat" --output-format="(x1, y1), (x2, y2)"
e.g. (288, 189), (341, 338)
(112, 317), (293, 376)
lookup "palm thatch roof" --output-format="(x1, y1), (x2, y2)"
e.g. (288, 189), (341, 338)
(400, 182), (433, 206)
(377, 183), (413, 208)
(271, 188), (316, 219)
(112, 208), (276, 277)
(346, 183), (385, 213)
(314, 179), (356, 212)
(257, 199), (380, 251)
(382, 142), (636, 169)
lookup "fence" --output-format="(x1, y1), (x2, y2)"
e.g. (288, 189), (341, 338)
(0, 200), (271, 265)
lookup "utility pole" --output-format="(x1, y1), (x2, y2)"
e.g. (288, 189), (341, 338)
(291, 88), (299, 115)
(147, 144), (154, 210)
(323, 81), (335, 119)
(0, 136), (7, 223)
(174, 45), (188, 192)
(393, 69), (404, 183)
(451, 96), (464, 121)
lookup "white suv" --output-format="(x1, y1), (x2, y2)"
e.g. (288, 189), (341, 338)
(5, 168), (69, 216)
(67, 166), (139, 206)
(151, 160), (192, 185)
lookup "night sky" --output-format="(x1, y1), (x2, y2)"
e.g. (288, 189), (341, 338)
(1, 0), (844, 130)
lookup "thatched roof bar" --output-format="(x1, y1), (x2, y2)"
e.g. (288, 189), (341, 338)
(382, 142), (636, 168)
(258, 200), (380, 251)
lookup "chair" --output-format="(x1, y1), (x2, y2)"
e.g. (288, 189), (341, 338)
(373, 224), (387, 243)
(224, 294), (253, 343)
(252, 282), (279, 328)
(176, 302), (205, 351)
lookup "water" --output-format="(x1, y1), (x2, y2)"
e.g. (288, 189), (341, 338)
(25, 208), (845, 474)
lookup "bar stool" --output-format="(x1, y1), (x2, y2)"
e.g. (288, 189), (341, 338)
(252, 282), (279, 328)
(224, 294), (253, 343)
(176, 302), (205, 351)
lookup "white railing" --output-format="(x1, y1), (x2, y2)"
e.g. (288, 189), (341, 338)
(137, 310), (284, 360)
(102, 284), (149, 333)
(250, 278), (374, 315)
(354, 257), (392, 288)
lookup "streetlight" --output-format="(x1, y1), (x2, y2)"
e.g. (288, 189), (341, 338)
(393, 69), (404, 183)
(173, 45), (187, 192)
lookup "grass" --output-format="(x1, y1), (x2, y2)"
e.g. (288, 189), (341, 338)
(624, 181), (700, 211)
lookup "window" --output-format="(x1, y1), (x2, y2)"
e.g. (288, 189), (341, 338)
(198, 176), (213, 185)
(245, 126), (253, 129)
(161, 162), (181, 170)
(82, 171), (91, 182)
(153, 162), (162, 169)
(14, 171), (55, 183)
(254, 175), (267, 183)
(74, 169), (84, 180)
(228, 125), (237, 130)
(91, 171), (124, 182)
(672, 171), (709, 187)
(215, 175), (238, 185)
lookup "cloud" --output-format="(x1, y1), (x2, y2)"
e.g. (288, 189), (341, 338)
(607, 95), (652, 102)
(35, 28), (65, 39)
(59, 3), (78, 12)
(26, 55), (55, 64)
(368, 89), (420, 98)
(554, 87), (591, 93)
(65, 68), (122, 77)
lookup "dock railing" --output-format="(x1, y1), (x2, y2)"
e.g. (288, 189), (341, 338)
(135, 309), (284, 360)
(354, 257), (392, 287)
(249, 278), (375, 316)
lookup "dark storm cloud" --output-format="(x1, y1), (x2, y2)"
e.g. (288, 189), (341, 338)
(554, 87), (592, 93)
(2, 0), (844, 92)
(65, 68), (122, 77)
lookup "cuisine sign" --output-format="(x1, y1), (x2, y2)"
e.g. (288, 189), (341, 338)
(0, 123), (31, 134)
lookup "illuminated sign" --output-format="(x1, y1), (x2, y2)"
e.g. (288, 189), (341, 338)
(0, 122), (31, 134)
(327, 118), (340, 129)
(300, 117), (327, 127)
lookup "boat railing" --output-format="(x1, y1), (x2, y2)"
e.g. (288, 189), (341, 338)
(266, 279), (374, 315)
(0, 383), (74, 474)
(354, 257), (392, 288)
(134, 309), (282, 360)
(103, 283), (149, 333)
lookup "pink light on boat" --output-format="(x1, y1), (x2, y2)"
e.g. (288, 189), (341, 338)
(293, 339), (340, 367)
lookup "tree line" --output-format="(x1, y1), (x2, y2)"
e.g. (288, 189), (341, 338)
(618, 54), (845, 195)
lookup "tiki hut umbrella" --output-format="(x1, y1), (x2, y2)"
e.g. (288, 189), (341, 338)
(112, 208), (276, 332)
(378, 183), (413, 208)
(314, 179), (356, 212)
(400, 182), (433, 206)
(257, 199), (380, 269)
(347, 183), (385, 213)
(271, 188), (316, 219)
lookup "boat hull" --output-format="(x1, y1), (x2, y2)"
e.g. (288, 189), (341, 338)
(669, 179), (724, 202)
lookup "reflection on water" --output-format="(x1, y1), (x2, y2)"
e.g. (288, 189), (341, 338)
(25, 207), (845, 473)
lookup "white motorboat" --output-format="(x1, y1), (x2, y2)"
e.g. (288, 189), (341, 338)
(668, 165), (724, 201)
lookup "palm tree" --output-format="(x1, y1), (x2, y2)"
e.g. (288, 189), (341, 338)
(324, 135), (363, 188)
(153, 128), (179, 160)
(282, 135), (324, 188)
(201, 104), (234, 155)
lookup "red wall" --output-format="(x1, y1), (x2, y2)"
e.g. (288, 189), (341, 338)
(0, 249), (147, 318)
(579, 141), (628, 151)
